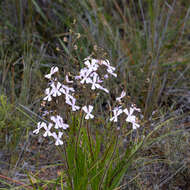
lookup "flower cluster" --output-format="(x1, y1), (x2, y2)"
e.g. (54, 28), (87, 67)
(110, 91), (140, 129)
(33, 57), (141, 145)
(110, 91), (141, 130)
(75, 58), (116, 93)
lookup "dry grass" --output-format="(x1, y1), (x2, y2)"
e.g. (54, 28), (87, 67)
(0, 0), (189, 189)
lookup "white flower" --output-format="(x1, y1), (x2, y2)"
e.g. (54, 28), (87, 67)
(65, 95), (80, 111)
(101, 60), (117, 77)
(52, 132), (63, 146)
(84, 59), (99, 71)
(33, 122), (46, 134)
(106, 66), (117, 77)
(132, 122), (140, 130)
(65, 93), (75, 104)
(86, 72), (109, 93)
(87, 72), (101, 90)
(123, 107), (134, 116)
(80, 70), (92, 84)
(45, 66), (59, 79)
(50, 82), (62, 97)
(123, 107), (140, 130)
(110, 106), (123, 122)
(43, 123), (53, 137)
(82, 105), (94, 119)
(116, 91), (126, 102)
(79, 59), (99, 84)
(43, 88), (53, 101)
(126, 114), (136, 123)
(50, 115), (69, 129)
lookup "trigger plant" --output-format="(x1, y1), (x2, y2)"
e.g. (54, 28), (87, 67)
(32, 57), (143, 190)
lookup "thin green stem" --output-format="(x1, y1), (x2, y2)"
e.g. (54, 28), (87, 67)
(75, 113), (83, 161)
(86, 120), (94, 161)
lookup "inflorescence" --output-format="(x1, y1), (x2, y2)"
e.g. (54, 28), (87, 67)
(33, 57), (141, 145)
